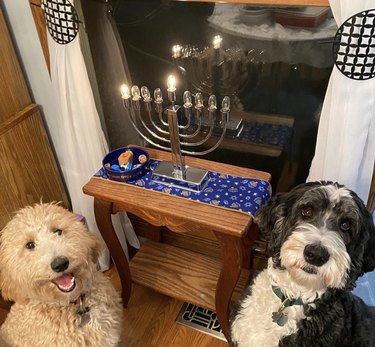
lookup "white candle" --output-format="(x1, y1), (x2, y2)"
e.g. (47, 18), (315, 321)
(172, 44), (182, 59)
(167, 75), (176, 92)
(212, 35), (223, 49)
(120, 84), (130, 99)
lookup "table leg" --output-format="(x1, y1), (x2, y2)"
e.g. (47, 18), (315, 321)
(94, 198), (132, 307)
(214, 233), (242, 341)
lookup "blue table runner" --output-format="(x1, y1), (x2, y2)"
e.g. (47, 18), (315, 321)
(95, 159), (271, 216)
(238, 121), (293, 154)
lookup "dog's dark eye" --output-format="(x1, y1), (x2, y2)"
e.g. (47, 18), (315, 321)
(301, 207), (313, 218)
(53, 229), (63, 236)
(25, 242), (36, 250)
(340, 220), (351, 231)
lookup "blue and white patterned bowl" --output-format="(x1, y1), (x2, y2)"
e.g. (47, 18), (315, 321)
(102, 146), (150, 182)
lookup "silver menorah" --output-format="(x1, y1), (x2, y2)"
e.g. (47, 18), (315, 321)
(120, 75), (230, 192)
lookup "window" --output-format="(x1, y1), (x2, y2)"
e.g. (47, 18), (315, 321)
(82, 1), (336, 192)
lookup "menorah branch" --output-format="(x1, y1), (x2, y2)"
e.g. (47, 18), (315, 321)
(120, 76), (231, 191)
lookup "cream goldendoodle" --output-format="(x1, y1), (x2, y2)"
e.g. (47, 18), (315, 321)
(0, 203), (123, 346)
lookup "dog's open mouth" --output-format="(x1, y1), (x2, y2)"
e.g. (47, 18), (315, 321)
(52, 273), (76, 293)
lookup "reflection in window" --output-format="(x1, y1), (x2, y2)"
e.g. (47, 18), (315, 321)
(81, 1), (337, 193)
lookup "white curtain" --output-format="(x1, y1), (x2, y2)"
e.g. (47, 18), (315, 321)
(47, 1), (138, 270)
(308, 0), (375, 203)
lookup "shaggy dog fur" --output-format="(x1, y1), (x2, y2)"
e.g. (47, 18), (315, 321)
(0, 203), (122, 347)
(230, 181), (375, 347)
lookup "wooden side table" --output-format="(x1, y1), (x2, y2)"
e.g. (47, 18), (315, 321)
(83, 146), (271, 339)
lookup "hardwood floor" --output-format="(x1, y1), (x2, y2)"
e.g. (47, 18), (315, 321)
(0, 266), (228, 347)
(121, 284), (227, 347)
(108, 265), (228, 346)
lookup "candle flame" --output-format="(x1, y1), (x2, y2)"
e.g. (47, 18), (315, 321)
(120, 84), (130, 99)
(172, 44), (182, 58)
(167, 75), (176, 92)
(212, 35), (222, 49)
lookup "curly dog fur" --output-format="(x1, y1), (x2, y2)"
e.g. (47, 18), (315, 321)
(230, 181), (375, 347)
(0, 203), (122, 347)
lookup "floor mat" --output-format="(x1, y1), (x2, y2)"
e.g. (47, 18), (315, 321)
(175, 303), (226, 341)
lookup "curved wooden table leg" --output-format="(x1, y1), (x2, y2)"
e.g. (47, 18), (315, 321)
(214, 233), (242, 341)
(94, 198), (132, 307)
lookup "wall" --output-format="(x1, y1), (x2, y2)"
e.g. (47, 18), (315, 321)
(1, 0), (64, 166)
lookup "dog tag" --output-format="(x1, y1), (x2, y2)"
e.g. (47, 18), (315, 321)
(79, 311), (91, 328)
(78, 306), (91, 328)
(272, 311), (288, 326)
(272, 298), (289, 327)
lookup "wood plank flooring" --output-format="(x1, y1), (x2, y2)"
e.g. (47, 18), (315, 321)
(122, 284), (227, 347)
(0, 266), (228, 347)
(110, 264), (228, 347)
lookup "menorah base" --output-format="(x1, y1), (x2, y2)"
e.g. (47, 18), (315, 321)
(202, 116), (244, 138)
(225, 117), (244, 138)
(152, 161), (210, 192)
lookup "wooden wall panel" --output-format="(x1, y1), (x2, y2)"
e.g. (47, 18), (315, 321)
(0, 7), (70, 230)
(0, 107), (70, 229)
(0, 10), (31, 123)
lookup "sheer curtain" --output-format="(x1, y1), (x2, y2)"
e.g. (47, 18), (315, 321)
(79, 0), (142, 150)
(308, 0), (375, 203)
(46, 0), (137, 270)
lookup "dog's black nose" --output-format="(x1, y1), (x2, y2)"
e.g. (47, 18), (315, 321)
(303, 243), (330, 267)
(51, 256), (69, 273)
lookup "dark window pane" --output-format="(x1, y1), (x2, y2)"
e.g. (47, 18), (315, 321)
(82, 1), (336, 192)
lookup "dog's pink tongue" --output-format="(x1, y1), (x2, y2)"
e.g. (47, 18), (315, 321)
(54, 273), (74, 288)
(55, 273), (72, 284)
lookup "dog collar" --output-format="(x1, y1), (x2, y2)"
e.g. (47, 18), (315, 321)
(272, 286), (304, 307)
(271, 286), (304, 327)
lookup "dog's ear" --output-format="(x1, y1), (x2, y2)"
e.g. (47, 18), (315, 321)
(0, 229), (30, 304)
(255, 192), (286, 241)
(0, 247), (30, 305)
(347, 190), (375, 275)
(362, 223), (375, 273)
(361, 208), (375, 273)
(0, 272), (29, 304)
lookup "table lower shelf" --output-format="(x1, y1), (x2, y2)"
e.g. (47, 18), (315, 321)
(129, 240), (250, 311)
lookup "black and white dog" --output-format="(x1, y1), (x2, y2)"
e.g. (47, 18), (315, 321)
(230, 181), (375, 347)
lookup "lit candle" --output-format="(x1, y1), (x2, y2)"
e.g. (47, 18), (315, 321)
(212, 35), (222, 49)
(172, 44), (182, 59)
(120, 84), (130, 99)
(167, 75), (176, 92)
(212, 36), (222, 97)
(167, 75), (177, 104)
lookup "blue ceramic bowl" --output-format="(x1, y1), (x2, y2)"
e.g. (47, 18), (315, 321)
(102, 146), (150, 182)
